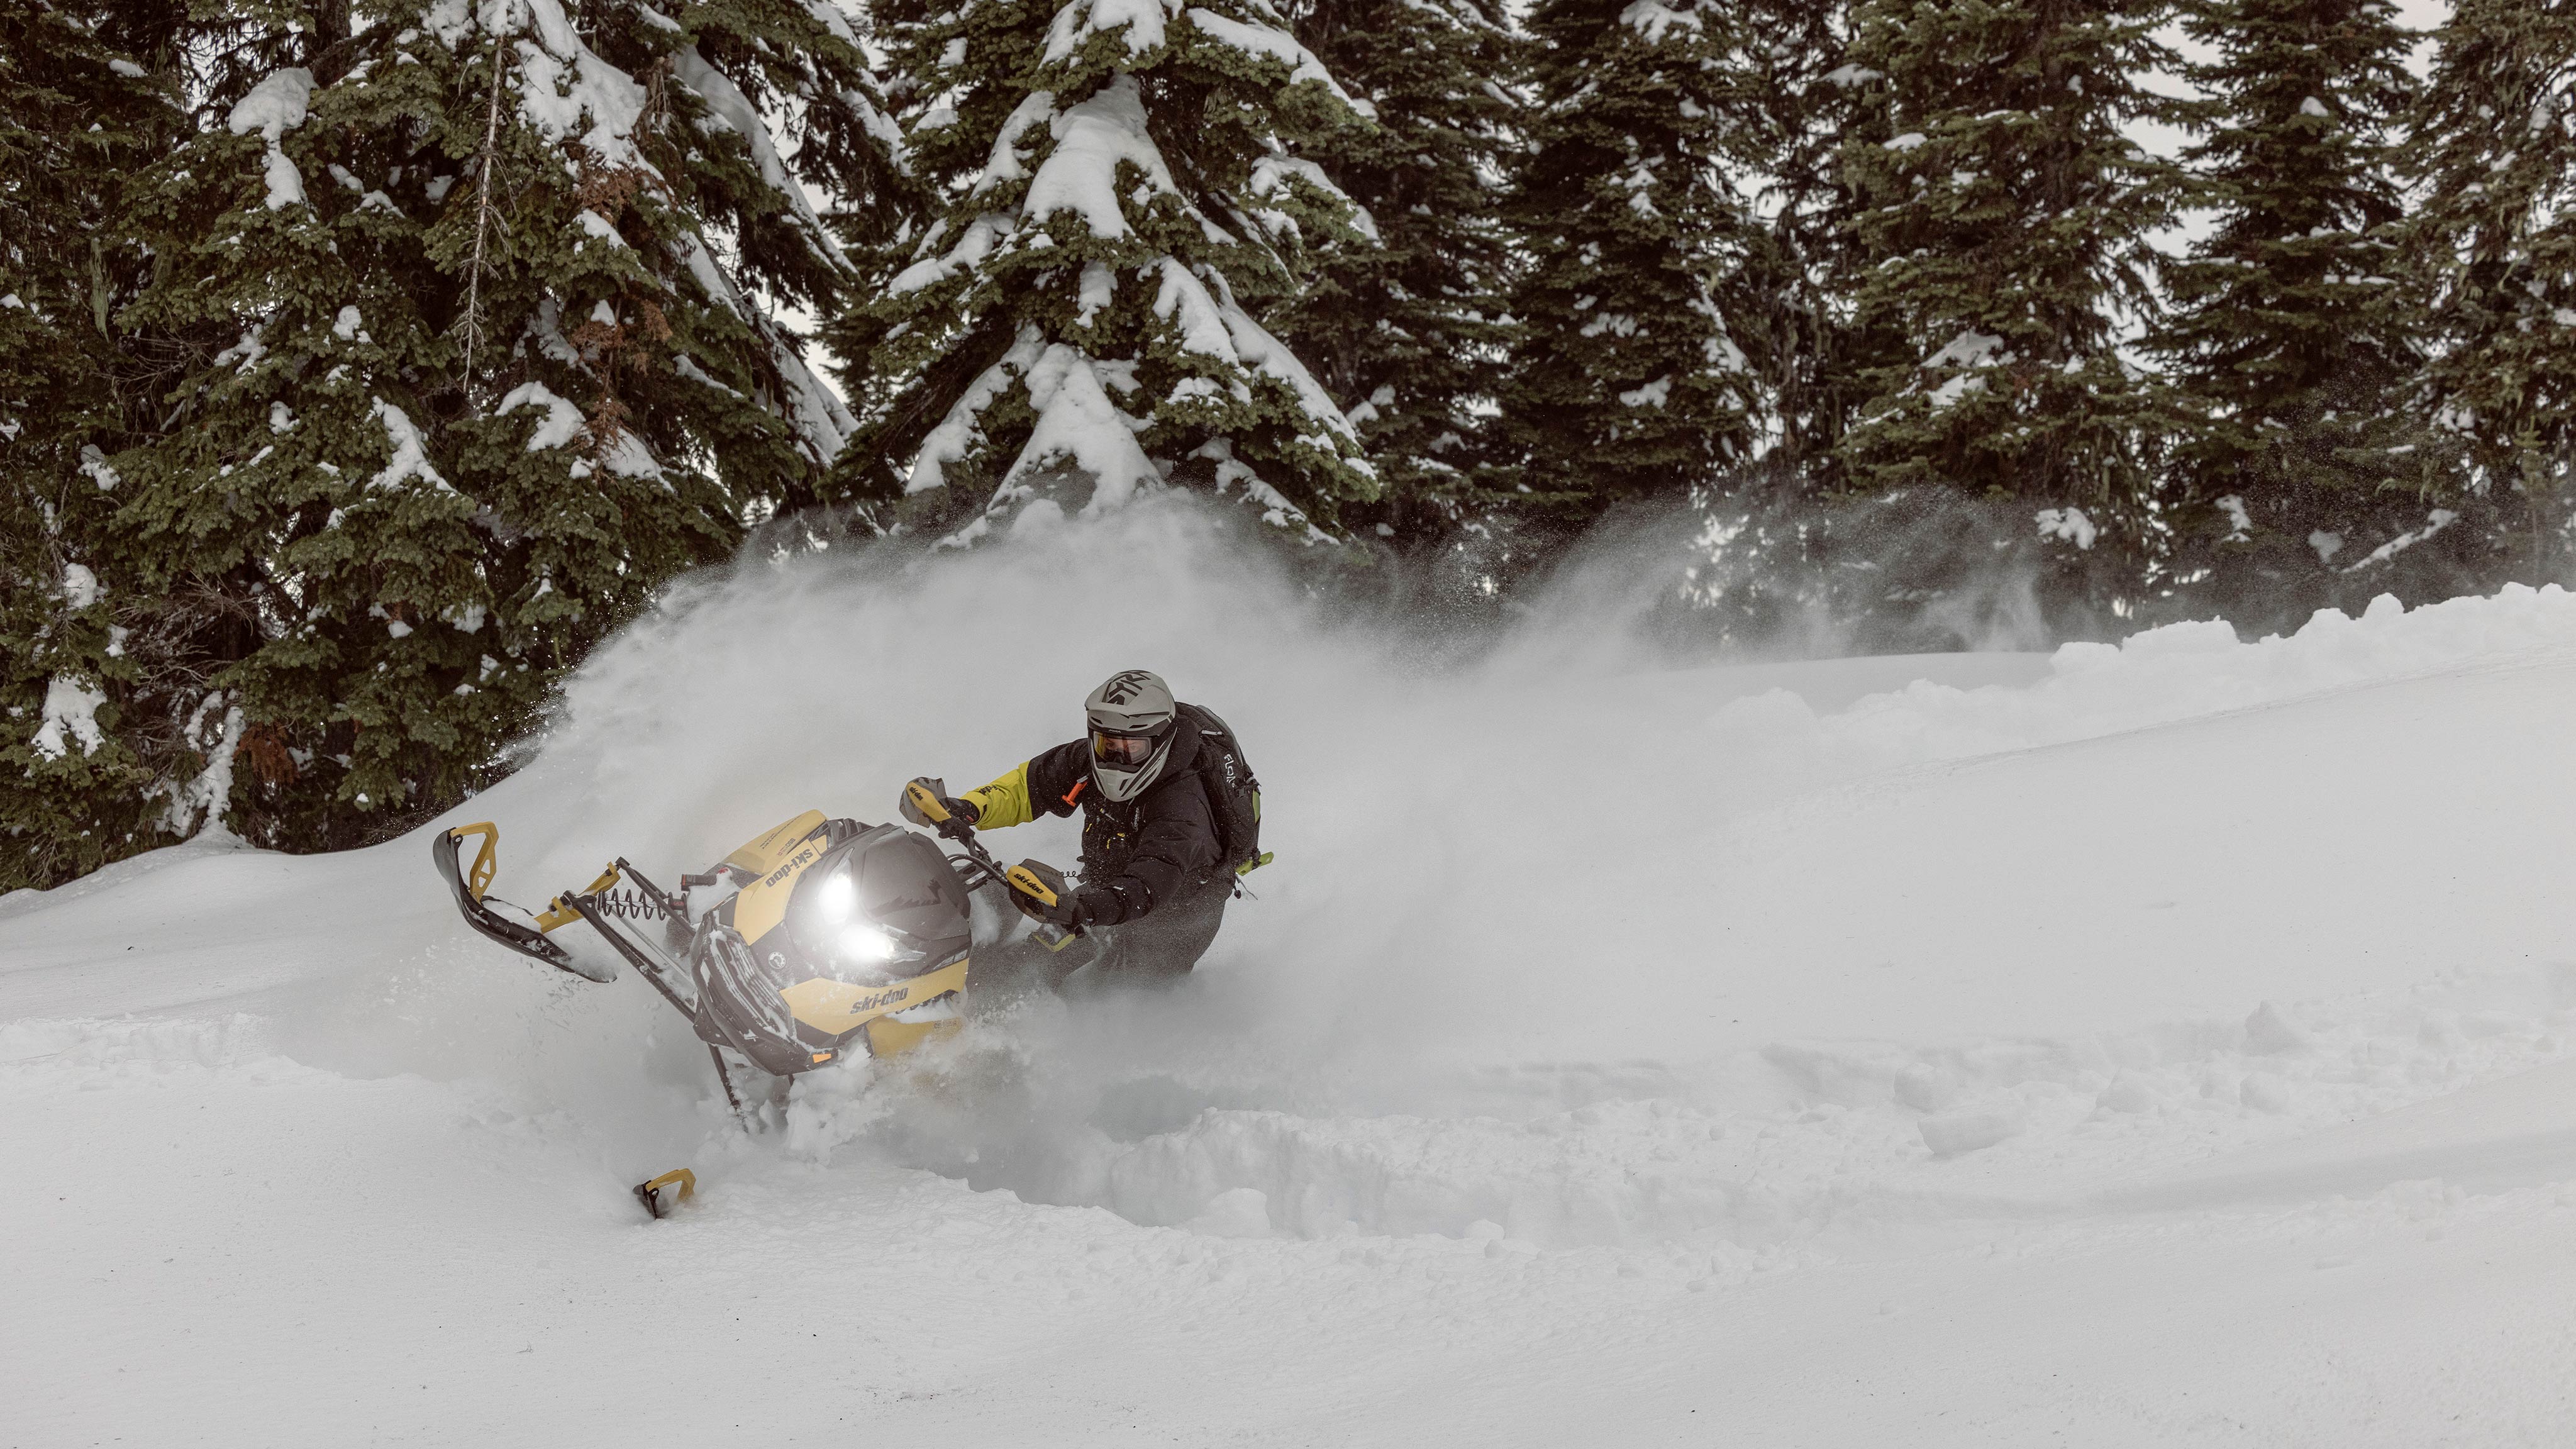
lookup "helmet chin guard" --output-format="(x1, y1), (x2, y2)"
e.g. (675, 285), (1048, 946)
(1085, 669), (1176, 802)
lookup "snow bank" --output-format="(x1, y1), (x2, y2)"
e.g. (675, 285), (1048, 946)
(1767, 583), (2576, 772)
(12, 501), (2576, 1443)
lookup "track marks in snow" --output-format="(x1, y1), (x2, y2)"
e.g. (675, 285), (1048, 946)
(807, 962), (2576, 1257)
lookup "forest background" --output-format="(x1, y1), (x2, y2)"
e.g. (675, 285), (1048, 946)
(8, 0), (2574, 888)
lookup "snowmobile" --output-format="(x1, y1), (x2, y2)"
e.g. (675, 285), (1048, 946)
(430, 784), (1076, 1148)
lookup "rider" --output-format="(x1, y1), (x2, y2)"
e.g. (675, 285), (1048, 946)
(903, 669), (1231, 987)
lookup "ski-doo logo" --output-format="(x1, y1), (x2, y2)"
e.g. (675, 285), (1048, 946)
(1099, 670), (1156, 705)
(765, 845), (817, 889)
(845, 984), (910, 1015)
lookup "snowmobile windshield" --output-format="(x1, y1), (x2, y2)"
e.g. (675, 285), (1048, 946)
(1092, 728), (1165, 768)
(784, 828), (970, 980)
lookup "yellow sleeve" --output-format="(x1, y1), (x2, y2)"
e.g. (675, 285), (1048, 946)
(960, 762), (1035, 830)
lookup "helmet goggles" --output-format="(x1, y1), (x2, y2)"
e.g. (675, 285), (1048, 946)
(1091, 724), (1169, 769)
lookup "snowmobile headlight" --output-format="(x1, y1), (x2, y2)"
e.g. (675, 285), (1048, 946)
(835, 924), (896, 963)
(814, 870), (857, 924)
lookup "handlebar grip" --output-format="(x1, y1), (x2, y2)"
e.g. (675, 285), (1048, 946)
(1004, 863), (1059, 907)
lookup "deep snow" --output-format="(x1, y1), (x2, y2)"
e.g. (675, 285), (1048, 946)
(9, 506), (2576, 1445)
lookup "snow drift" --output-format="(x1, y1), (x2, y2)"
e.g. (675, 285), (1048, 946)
(9, 501), (2576, 1445)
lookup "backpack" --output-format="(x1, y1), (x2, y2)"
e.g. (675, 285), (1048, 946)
(1177, 702), (1269, 879)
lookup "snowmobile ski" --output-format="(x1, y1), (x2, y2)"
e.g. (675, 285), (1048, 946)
(431, 823), (603, 980)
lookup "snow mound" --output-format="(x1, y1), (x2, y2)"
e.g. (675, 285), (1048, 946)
(1759, 583), (2576, 772)
(10, 505), (2576, 1443)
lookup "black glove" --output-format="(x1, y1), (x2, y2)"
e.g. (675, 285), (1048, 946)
(1020, 886), (1084, 930)
(899, 777), (979, 833)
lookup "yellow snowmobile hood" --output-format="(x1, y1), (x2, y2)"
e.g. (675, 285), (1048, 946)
(722, 809), (829, 945)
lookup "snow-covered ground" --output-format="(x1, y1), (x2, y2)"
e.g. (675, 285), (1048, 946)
(11, 507), (2576, 1445)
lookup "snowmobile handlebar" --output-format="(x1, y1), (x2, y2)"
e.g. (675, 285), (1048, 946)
(908, 780), (1003, 872)
(904, 779), (968, 831)
(905, 781), (1084, 942)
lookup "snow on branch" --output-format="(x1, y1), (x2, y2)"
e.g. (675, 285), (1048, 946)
(30, 677), (109, 761)
(2345, 509), (2458, 572)
(1249, 153), (1374, 239)
(1925, 329), (2007, 370)
(672, 46), (852, 272)
(1149, 257), (1359, 452)
(770, 325), (860, 463)
(1152, 258), (1243, 364)
(2035, 506), (2097, 550)
(226, 69), (315, 211)
(1194, 438), (1330, 541)
(496, 380), (586, 450)
(1046, 0), (1183, 64)
(665, 232), (854, 460)
(368, 398), (456, 492)
(158, 693), (245, 838)
(1618, 0), (1704, 45)
(1182, 9), (1354, 105)
(1022, 76), (1184, 241)
(970, 92), (1060, 199)
(1002, 343), (1160, 506)
(478, 0), (657, 175)
(1211, 280), (1368, 460)
(674, 235), (746, 316)
(910, 328), (1048, 493)
(889, 213), (1013, 295)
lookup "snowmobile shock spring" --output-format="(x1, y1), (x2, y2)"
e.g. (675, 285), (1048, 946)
(592, 887), (666, 922)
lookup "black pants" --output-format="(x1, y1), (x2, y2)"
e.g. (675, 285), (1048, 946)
(972, 884), (1228, 1001)
(1074, 883), (1228, 989)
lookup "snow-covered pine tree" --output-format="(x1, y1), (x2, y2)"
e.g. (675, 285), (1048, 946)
(834, 0), (1380, 541)
(2407, 0), (2576, 581)
(82, 0), (897, 865)
(1654, 0), (1928, 643)
(1706, 0), (1894, 487)
(1834, 0), (2182, 610)
(1495, 0), (1763, 517)
(0, 0), (190, 890)
(2148, 0), (2457, 631)
(1266, 0), (1523, 549)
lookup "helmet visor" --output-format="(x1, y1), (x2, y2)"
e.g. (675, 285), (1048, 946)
(1091, 729), (1163, 769)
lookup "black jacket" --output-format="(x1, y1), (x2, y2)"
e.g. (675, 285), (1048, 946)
(1024, 722), (1221, 925)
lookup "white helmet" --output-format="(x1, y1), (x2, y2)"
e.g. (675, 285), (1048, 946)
(1085, 669), (1177, 803)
